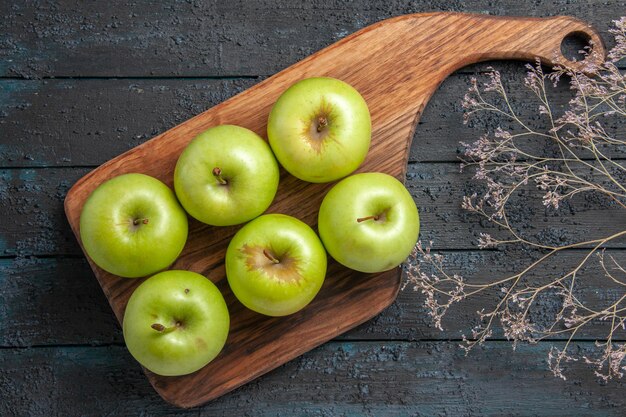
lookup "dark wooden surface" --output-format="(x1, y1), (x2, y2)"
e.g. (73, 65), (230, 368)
(62, 12), (609, 407)
(2, 1), (626, 415)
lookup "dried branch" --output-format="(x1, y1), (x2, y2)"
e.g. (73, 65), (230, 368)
(406, 17), (626, 381)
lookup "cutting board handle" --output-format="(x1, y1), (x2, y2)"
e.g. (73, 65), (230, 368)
(353, 13), (607, 80)
(431, 14), (606, 74)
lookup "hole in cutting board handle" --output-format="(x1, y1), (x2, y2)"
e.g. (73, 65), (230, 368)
(560, 31), (594, 64)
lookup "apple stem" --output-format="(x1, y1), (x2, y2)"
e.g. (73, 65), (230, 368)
(133, 218), (149, 226)
(316, 116), (328, 132)
(263, 249), (280, 264)
(212, 167), (228, 185)
(151, 323), (177, 334)
(357, 215), (380, 223)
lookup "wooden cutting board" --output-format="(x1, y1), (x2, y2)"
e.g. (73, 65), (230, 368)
(64, 12), (605, 408)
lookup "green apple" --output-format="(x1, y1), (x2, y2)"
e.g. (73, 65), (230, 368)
(225, 213), (327, 316)
(174, 124), (280, 226)
(267, 77), (371, 183)
(123, 270), (230, 376)
(318, 172), (419, 273)
(79, 173), (188, 278)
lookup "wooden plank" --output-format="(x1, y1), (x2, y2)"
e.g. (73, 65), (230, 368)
(1, 341), (624, 416)
(408, 162), (626, 251)
(1, 0), (623, 78)
(0, 168), (88, 257)
(384, 248), (626, 342)
(410, 68), (626, 163)
(1, 162), (624, 257)
(0, 257), (120, 347)
(0, 78), (258, 168)
(1, 72), (625, 168)
(3, 249), (625, 347)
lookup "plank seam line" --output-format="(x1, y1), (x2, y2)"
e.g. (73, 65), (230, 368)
(0, 75), (262, 81)
(0, 65), (624, 81)
(3, 339), (626, 350)
(4, 157), (626, 170)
